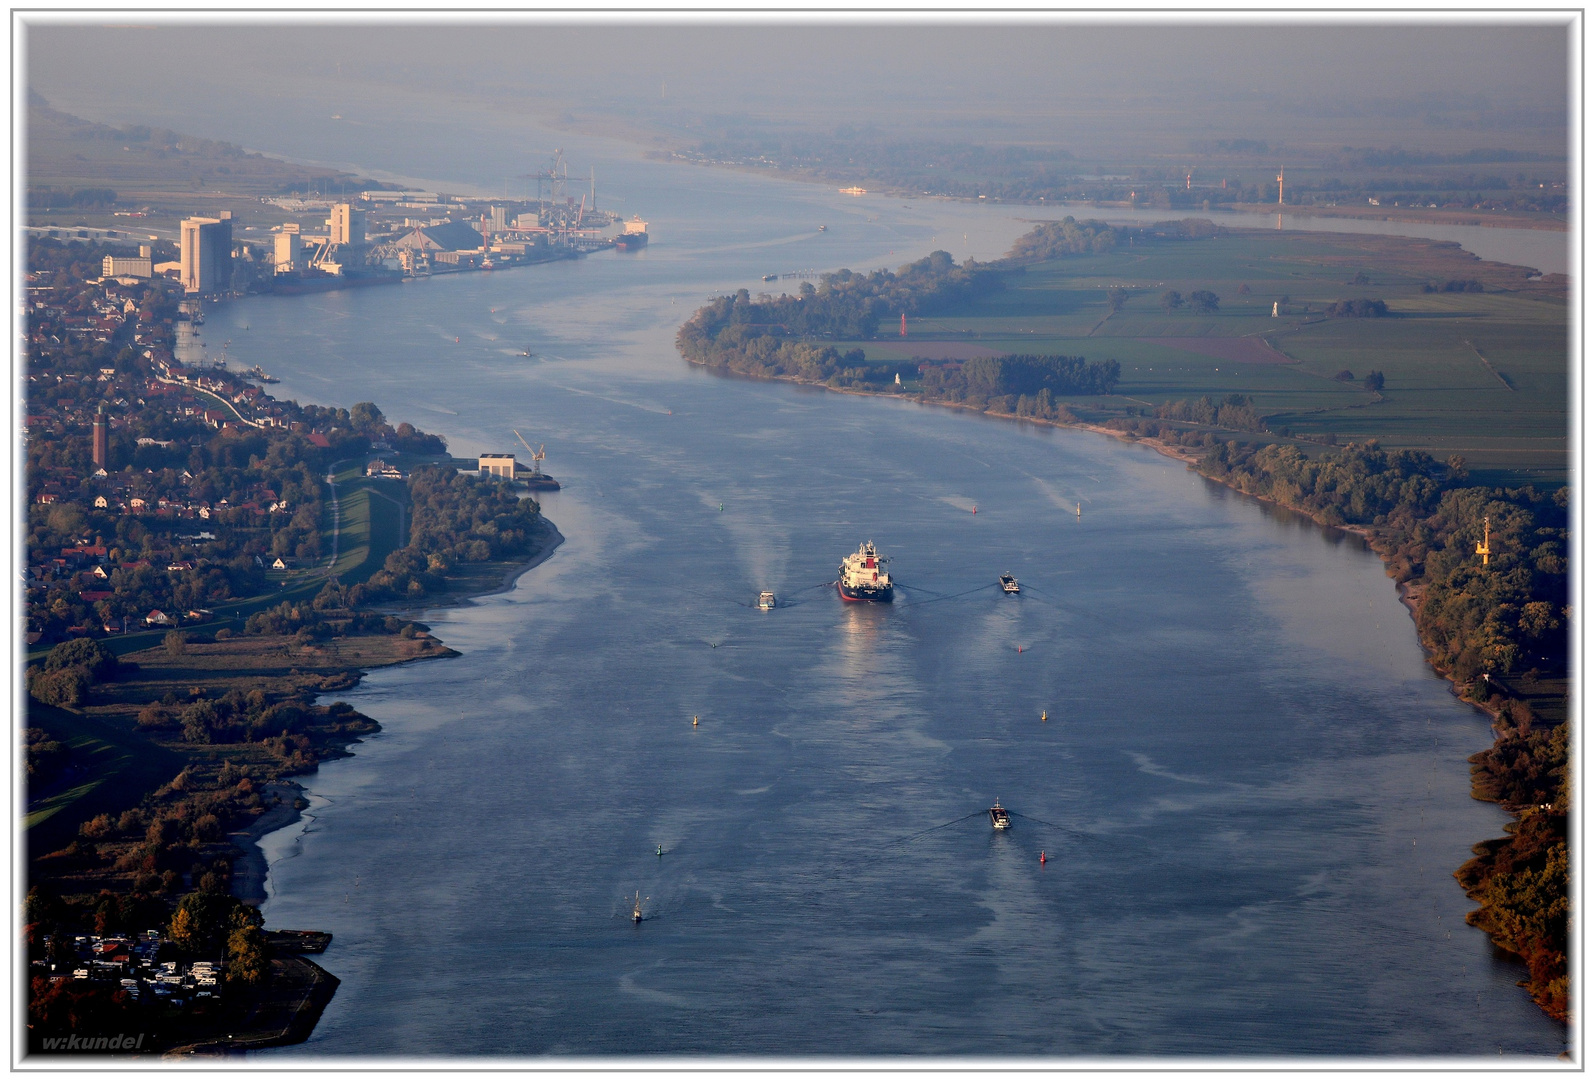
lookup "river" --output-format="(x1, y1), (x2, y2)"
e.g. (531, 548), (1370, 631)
(186, 151), (1568, 1058)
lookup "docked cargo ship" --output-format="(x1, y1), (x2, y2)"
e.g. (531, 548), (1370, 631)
(615, 215), (649, 251)
(838, 541), (893, 602)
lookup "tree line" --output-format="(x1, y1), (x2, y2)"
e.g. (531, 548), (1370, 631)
(347, 464), (545, 607)
(1197, 438), (1568, 1019)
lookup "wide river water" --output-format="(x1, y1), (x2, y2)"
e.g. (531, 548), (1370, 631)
(185, 151), (1569, 1059)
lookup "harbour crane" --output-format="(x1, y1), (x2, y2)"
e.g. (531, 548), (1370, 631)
(513, 429), (546, 476)
(516, 149), (567, 208)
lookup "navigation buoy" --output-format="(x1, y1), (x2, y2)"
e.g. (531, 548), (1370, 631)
(719, 504), (724, 512)
(1076, 503), (1081, 518)
(1040, 851), (1047, 864)
(657, 845), (664, 857)
(693, 715), (699, 727)
(455, 336), (460, 343)
(1041, 710), (1047, 722)
(972, 505), (978, 515)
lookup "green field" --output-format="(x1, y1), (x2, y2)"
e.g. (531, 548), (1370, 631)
(861, 228), (1568, 487)
(26, 703), (185, 857)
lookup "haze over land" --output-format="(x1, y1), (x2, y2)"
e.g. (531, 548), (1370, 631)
(25, 21), (1570, 178)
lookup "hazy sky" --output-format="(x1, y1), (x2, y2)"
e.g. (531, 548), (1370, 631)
(23, 19), (1572, 161)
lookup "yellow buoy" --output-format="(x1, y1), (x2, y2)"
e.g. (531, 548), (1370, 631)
(693, 715), (698, 727)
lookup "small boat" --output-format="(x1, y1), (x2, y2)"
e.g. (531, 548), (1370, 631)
(817, 225), (827, 232)
(989, 801), (1011, 830)
(520, 349), (532, 357)
(758, 590), (776, 611)
(1000, 573), (1020, 594)
(631, 891), (647, 923)
(762, 274), (777, 282)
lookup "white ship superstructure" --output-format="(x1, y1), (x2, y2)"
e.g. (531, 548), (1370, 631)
(838, 541), (894, 602)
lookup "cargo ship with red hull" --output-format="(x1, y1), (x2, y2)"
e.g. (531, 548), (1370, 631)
(838, 540), (893, 602)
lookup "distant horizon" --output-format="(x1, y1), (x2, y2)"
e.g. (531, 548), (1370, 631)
(23, 17), (1573, 165)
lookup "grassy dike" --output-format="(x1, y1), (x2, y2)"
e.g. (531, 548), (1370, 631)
(677, 219), (1570, 1021)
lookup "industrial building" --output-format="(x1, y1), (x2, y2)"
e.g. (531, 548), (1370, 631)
(478, 453), (517, 479)
(179, 213), (233, 294)
(273, 227), (303, 274)
(102, 250), (152, 279)
(328, 204), (366, 246)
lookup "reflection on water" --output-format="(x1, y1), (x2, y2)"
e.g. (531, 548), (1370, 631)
(836, 596), (891, 684)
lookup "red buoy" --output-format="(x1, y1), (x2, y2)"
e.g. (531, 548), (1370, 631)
(1040, 851), (1047, 864)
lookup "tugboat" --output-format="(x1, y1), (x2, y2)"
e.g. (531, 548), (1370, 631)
(1000, 573), (1020, 594)
(989, 801), (1012, 830)
(758, 590), (776, 611)
(838, 541), (893, 602)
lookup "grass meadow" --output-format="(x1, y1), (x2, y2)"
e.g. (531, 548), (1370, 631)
(859, 228), (1567, 487)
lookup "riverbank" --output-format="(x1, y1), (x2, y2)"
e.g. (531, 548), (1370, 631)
(227, 516), (563, 906)
(161, 955), (340, 1058)
(229, 784), (303, 907)
(170, 516), (566, 1053)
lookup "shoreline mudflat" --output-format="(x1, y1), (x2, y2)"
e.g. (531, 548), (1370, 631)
(229, 783), (305, 907)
